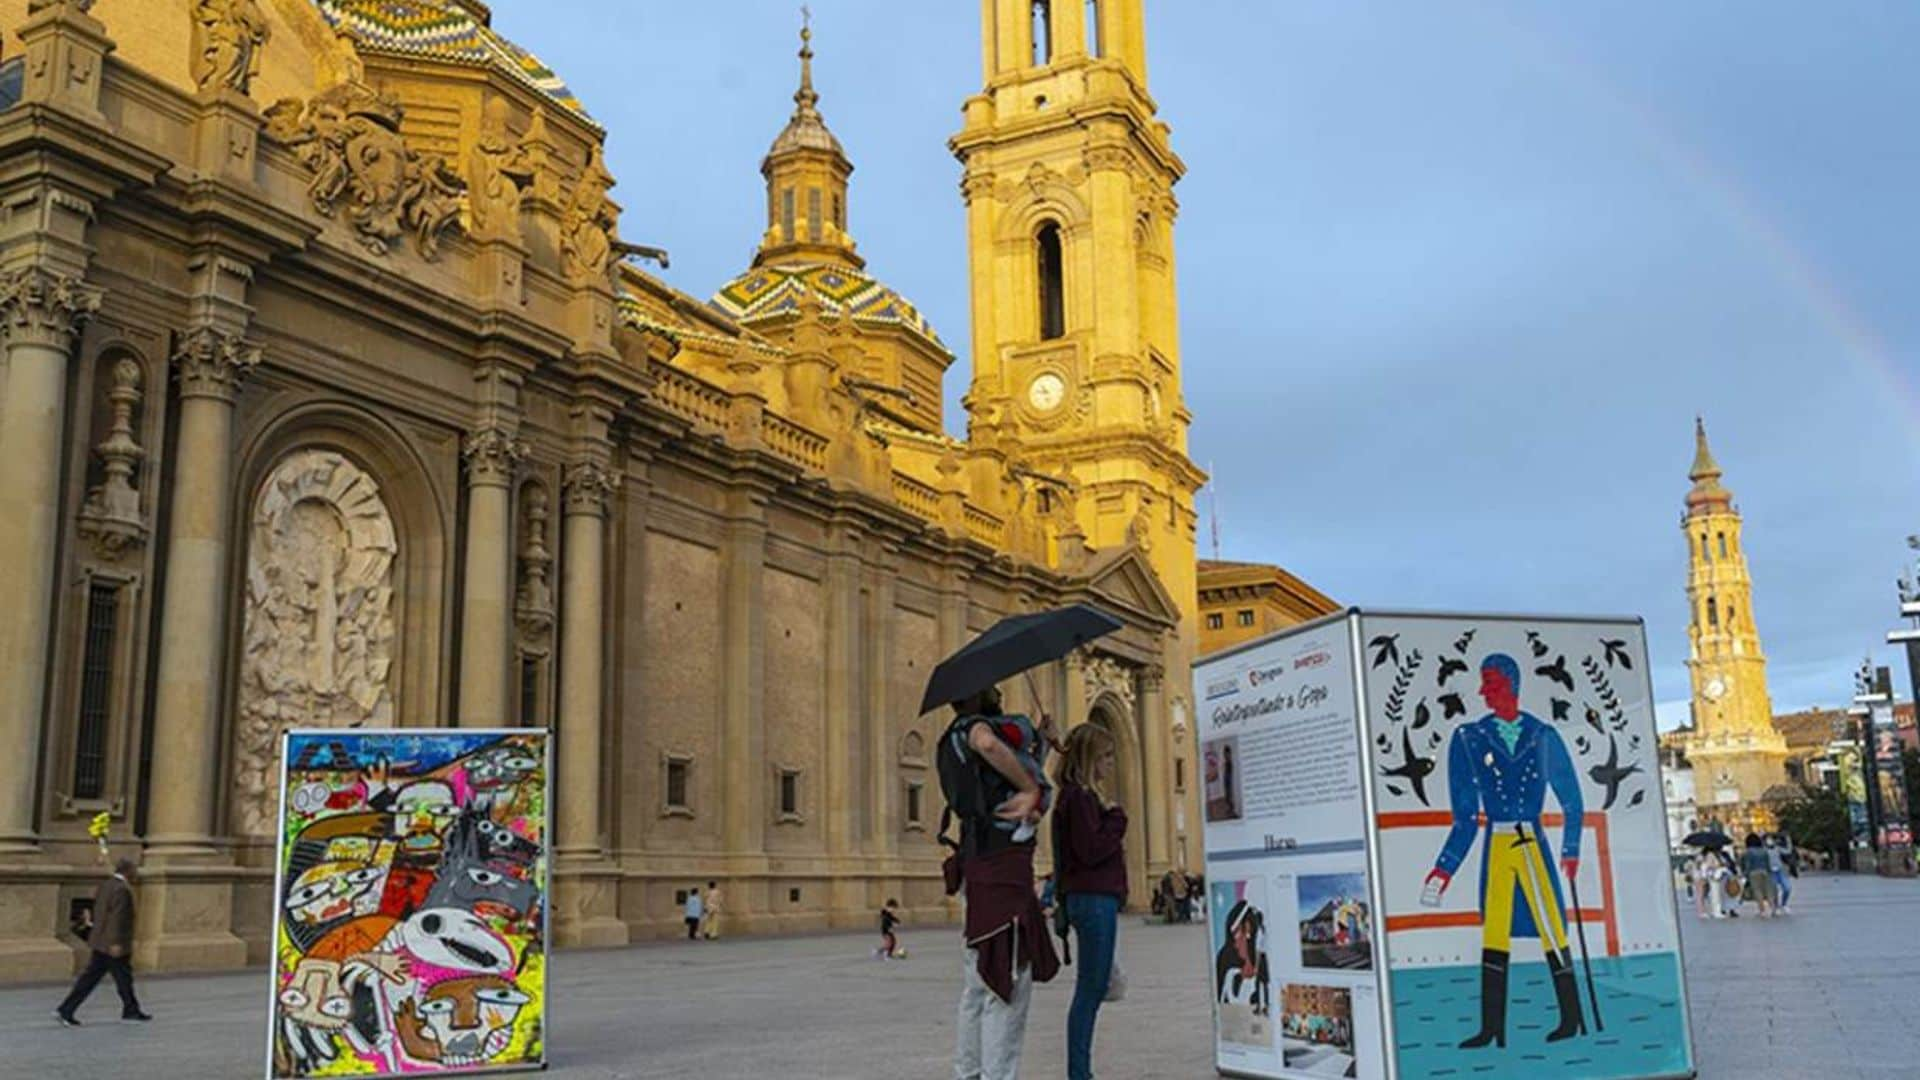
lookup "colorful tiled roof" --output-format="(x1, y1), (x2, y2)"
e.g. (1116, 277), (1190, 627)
(711, 263), (945, 349)
(311, 1), (597, 129)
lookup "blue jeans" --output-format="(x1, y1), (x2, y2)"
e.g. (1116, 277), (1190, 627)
(1066, 892), (1120, 1080)
(1772, 869), (1791, 907)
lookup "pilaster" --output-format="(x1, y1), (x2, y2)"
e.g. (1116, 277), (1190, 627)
(720, 483), (769, 859)
(863, 545), (898, 856)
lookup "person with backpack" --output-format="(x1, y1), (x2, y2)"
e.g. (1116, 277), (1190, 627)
(1053, 723), (1128, 1080)
(939, 687), (1059, 1080)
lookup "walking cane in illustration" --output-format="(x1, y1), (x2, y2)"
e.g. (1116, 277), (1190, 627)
(1419, 653), (1587, 1048)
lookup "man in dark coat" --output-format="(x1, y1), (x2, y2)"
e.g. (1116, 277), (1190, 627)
(55, 856), (150, 1025)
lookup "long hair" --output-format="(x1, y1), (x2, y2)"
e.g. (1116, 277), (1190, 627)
(1056, 722), (1117, 806)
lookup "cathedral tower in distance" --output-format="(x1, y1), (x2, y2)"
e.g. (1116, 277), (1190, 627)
(1680, 419), (1787, 829)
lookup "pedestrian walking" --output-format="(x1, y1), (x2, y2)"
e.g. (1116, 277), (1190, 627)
(54, 856), (150, 1026)
(1767, 835), (1794, 913)
(1741, 834), (1776, 918)
(683, 886), (704, 940)
(1690, 854), (1715, 918)
(702, 880), (723, 940)
(940, 687), (1058, 1080)
(1054, 723), (1128, 1080)
(875, 898), (905, 960)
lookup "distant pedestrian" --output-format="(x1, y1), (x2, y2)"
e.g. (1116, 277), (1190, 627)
(876, 898), (904, 959)
(1168, 870), (1189, 924)
(702, 880), (723, 939)
(684, 886), (704, 940)
(1741, 834), (1776, 917)
(55, 856), (150, 1026)
(1765, 836), (1792, 914)
(1054, 722), (1128, 1080)
(1690, 854), (1715, 918)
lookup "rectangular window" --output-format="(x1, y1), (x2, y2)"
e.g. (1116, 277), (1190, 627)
(808, 188), (823, 242)
(1031, 0), (1052, 65)
(832, 193), (844, 229)
(1237, 609), (1256, 627)
(781, 188), (796, 242)
(664, 756), (691, 815)
(789, 887), (802, 904)
(1717, 533), (1728, 558)
(1085, 0), (1101, 57)
(1206, 612), (1224, 631)
(780, 770), (799, 817)
(906, 781), (924, 829)
(72, 582), (119, 800)
(518, 655), (540, 728)
(1174, 757), (1185, 792)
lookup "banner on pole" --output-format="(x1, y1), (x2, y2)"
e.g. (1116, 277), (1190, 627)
(1196, 610), (1695, 1080)
(267, 729), (550, 1079)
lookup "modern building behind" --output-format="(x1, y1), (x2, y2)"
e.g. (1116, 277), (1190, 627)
(1197, 559), (1339, 657)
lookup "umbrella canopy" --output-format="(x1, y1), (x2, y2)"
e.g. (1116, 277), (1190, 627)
(1682, 830), (1731, 849)
(918, 604), (1124, 715)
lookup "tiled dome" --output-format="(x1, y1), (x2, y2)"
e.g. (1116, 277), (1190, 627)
(711, 263), (944, 349)
(311, 0), (596, 129)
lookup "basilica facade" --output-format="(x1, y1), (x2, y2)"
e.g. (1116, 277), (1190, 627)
(0, 0), (1213, 979)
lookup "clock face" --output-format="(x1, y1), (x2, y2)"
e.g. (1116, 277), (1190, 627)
(1027, 372), (1067, 412)
(1705, 677), (1727, 701)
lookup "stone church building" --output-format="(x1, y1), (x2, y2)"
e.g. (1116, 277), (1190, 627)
(0, 0), (1246, 978)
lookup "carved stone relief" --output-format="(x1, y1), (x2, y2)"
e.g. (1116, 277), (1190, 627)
(559, 144), (618, 285)
(1083, 653), (1137, 710)
(232, 450), (397, 836)
(264, 79), (466, 259)
(467, 96), (533, 243)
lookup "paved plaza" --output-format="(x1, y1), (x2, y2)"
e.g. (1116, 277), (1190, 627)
(2, 872), (1917, 1079)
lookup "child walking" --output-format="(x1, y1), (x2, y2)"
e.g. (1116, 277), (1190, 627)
(874, 898), (904, 960)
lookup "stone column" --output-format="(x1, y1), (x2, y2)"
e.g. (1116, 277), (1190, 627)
(719, 486), (768, 859)
(823, 524), (863, 922)
(0, 268), (98, 853)
(551, 455), (626, 947)
(1062, 647), (1090, 729)
(144, 327), (259, 859)
(1139, 666), (1172, 873)
(863, 549), (897, 858)
(457, 425), (522, 727)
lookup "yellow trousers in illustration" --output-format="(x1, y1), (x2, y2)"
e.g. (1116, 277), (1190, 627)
(1481, 827), (1570, 954)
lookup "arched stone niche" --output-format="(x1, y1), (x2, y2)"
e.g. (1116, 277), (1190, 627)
(230, 449), (398, 835)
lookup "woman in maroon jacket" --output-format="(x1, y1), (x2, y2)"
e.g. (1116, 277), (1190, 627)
(1054, 723), (1127, 1080)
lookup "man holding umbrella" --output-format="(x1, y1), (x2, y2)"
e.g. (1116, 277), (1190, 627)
(925, 604), (1121, 1080)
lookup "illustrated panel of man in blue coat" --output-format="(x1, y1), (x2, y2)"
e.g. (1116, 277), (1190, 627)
(1418, 653), (1585, 1049)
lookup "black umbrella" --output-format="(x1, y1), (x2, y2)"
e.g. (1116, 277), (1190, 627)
(918, 604), (1124, 715)
(1682, 830), (1731, 849)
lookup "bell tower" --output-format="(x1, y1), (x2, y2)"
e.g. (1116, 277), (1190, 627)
(1680, 419), (1787, 828)
(951, 0), (1201, 571)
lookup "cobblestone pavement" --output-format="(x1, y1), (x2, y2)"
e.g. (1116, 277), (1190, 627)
(0, 872), (1914, 1079)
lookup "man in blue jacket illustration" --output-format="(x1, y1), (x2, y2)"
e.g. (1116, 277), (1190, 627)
(1419, 653), (1585, 1048)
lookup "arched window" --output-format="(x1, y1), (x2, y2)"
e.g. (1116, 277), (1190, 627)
(1717, 532), (1728, 558)
(1707, 597), (1718, 627)
(1700, 533), (1710, 562)
(1031, 0), (1052, 65)
(1086, 0), (1101, 57)
(1036, 222), (1065, 339)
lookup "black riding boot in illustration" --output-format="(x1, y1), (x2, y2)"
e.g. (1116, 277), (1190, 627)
(1544, 947), (1587, 1041)
(1458, 948), (1509, 1049)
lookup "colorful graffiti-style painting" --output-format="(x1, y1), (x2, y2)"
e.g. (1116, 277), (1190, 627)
(268, 730), (549, 1079)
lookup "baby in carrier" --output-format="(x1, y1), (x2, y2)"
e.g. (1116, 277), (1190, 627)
(986, 714), (1051, 844)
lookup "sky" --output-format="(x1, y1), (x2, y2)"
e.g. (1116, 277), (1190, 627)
(503, 2), (1920, 726)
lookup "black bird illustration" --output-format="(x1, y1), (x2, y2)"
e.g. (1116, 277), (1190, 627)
(1587, 735), (1644, 811)
(1629, 734), (1642, 750)
(1601, 639), (1633, 670)
(1628, 789), (1647, 808)
(1550, 697), (1571, 722)
(1430, 732), (1443, 749)
(1437, 656), (1469, 686)
(1386, 784), (1405, 798)
(1380, 725), (1437, 806)
(1438, 692), (1467, 719)
(1583, 705), (1605, 736)
(1412, 700), (1432, 730)
(1575, 734), (1591, 755)
(1526, 631), (1550, 659)
(1375, 733), (1391, 751)
(1536, 655), (1574, 691)
(1369, 634), (1401, 669)
(1452, 629), (1477, 655)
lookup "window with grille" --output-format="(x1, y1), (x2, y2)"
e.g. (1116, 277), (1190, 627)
(519, 656), (539, 727)
(781, 188), (796, 242)
(1206, 613), (1223, 630)
(72, 582), (118, 800)
(807, 188), (822, 242)
(1237, 609), (1255, 627)
(664, 756), (692, 815)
